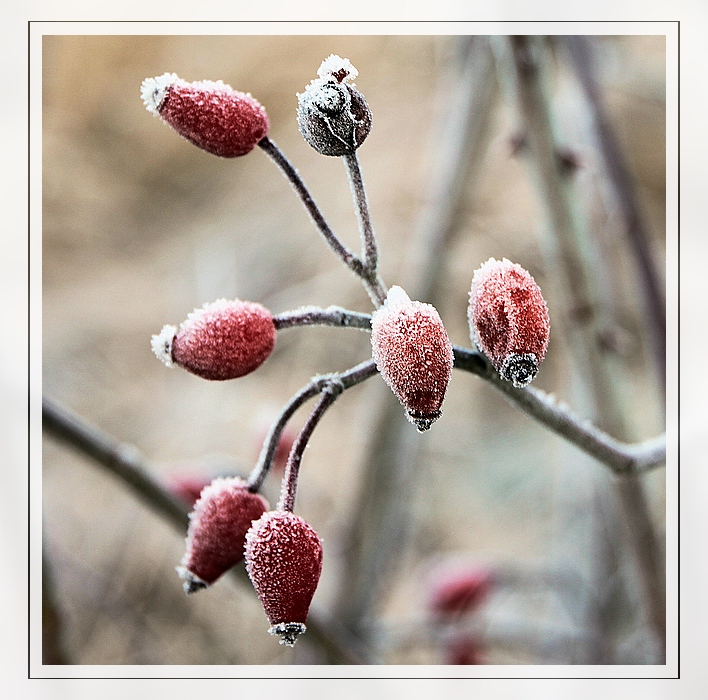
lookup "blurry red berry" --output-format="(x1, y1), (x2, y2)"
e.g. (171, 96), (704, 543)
(177, 477), (269, 593)
(428, 568), (494, 617)
(468, 258), (550, 388)
(245, 510), (323, 646)
(371, 286), (453, 432)
(445, 635), (485, 665)
(165, 473), (213, 507)
(141, 72), (269, 157)
(151, 298), (276, 381)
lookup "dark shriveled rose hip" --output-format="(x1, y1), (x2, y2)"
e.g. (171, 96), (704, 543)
(297, 55), (372, 156)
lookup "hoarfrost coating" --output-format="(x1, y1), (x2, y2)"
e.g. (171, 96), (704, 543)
(371, 286), (453, 432)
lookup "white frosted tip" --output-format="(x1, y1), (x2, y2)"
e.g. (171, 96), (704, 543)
(384, 285), (411, 309)
(151, 324), (177, 367)
(317, 54), (358, 83)
(141, 73), (180, 115)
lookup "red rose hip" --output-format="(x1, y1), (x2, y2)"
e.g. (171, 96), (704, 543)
(468, 258), (550, 388)
(177, 476), (269, 593)
(151, 298), (276, 381)
(245, 510), (323, 646)
(141, 72), (269, 157)
(371, 285), (453, 432)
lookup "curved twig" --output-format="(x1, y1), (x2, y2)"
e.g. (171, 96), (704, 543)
(452, 346), (666, 475)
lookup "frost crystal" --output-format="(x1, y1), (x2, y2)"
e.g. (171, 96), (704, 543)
(317, 54), (358, 84)
(151, 324), (177, 367)
(141, 72), (180, 116)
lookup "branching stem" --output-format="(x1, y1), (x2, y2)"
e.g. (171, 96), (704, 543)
(277, 383), (343, 513)
(247, 360), (378, 493)
(259, 136), (386, 307)
(41, 394), (373, 664)
(272, 305), (372, 332)
(258, 136), (364, 276)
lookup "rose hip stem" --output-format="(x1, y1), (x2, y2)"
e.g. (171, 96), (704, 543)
(247, 360), (378, 494)
(258, 136), (386, 307)
(343, 151), (386, 300)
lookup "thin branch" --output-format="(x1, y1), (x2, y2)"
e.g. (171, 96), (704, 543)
(277, 383), (343, 513)
(42, 395), (190, 528)
(258, 136), (365, 278)
(561, 35), (666, 394)
(41, 394), (373, 664)
(269, 300), (666, 475)
(342, 152), (387, 305)
(247, 360), (379, 493)
(272, 305), (372, 332)
(453, 346), (666, 475)
(504, 35), (666, 653)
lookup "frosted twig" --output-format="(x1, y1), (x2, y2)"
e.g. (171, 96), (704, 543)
(505, 35), (665, 654)
(272, 305), (372, 331)
(343, 152), (387, 305)
(247, 360), (378, 493)
(277, 383), (343, 513)
(42, 395), (190, 527)
(453, 346), (666, 475)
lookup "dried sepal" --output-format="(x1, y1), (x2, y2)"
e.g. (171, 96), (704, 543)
(245, 510), (323, 646)
(371, 286), (453, 432)
(151, 298), (276, 381)
(297, 55), (372, 156)
(141, 72), (269, 157)
(468, 258), (550, 388)
(177, 477), (269, 593)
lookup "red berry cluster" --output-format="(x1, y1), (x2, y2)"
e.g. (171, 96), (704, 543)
(143, 57), (552, 651)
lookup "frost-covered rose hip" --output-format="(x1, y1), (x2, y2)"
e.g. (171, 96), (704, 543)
(245, 510), (323, 646)
(468, 258), (550, 388)
(297, 55), (372, 156)
(141, 72), (269, 157)
(176, 477), (269, 593)
(371, 286), (453, 432)
(151, 298), (276, 381)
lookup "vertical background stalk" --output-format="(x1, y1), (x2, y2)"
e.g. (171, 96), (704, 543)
(504, 35), (665, 659)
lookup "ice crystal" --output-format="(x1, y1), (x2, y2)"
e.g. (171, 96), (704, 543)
(151, 324), (177, 367)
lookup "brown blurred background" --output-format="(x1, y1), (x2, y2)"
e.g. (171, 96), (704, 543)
(42, 34), (666, 665)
